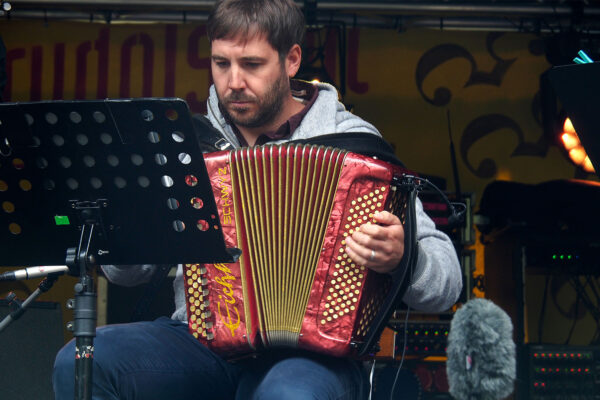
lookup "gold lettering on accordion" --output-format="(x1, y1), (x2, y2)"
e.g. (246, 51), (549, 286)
(216, 167), (233, 225)
(213, 263), (240, 337)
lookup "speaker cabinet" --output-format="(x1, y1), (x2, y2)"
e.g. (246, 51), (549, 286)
(0, 300), (64, 400)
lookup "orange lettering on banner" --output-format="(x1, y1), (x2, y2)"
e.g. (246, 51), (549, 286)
(5, 48), (26, 101)
(30, 45), (42, 101)
(186, 26), (211, 114)
(164, 24), (178, 97)
(348, 28), (368, 94)
(75, 41), (92, 99)
(95, 28), (110, 99)
(120, 33), (155, 98)
(52, 43), (65, 100)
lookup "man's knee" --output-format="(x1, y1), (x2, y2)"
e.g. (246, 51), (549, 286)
(54, 340), (75, 377)
(253, 379), (318, 400)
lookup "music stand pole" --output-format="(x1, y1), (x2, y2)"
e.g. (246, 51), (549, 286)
(66, 220), (99, 400)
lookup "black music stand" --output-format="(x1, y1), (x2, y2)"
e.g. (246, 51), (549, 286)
(548, 62), (600, 173)
(0, 98), (239, 400)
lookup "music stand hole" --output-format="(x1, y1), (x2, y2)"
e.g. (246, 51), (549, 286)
(114, 177), (127, 189)
(43, 179), (55, 190)
(24, 113), (34, 126)
(185, 175), (198, 187)
(173, 220), (185, 232)
(42, 179), (56, 190)
(155, 154), (167, 166)
(191, 197), (204, 209)
(138, 176), (150, 188)
(90, 178), (103, 189)
(76, 134), (89, 146)
(66, 178), (79, 190)
(2, 201), (15, 213)
(197, 220), (209, 231)
(12, 158), (25, 170)
(59, 157), (72, 168)
(165, 109), (178, 121)
(8, 223), (22, 235)
(0, 138), (11, 156)
(167, 198), (180, 210)
(131, 154), (144, 166)
(69, 111), (82, 124)
(172, 131), (185, 142)
(0, 180), (7, 192)
(161, 175), (174, 188)
(19, 179), (32, 191)
(100, 133), (113, 145)
(30, 136), (41, 147)
(148, 131), (160, 144)
(83, 155), (96, 167)
(45, 112), (58, 125)
(141, 109), (154, 122)
(178, 153), (191, 165)
(93, 111), (106, 124)
(52, 135), (65, 147)
(107, 155), (119, 167)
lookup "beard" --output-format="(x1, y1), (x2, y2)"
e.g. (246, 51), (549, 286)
(218, 68), (289, 129)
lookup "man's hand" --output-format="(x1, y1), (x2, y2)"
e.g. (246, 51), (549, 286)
(344, 211), (404, 274)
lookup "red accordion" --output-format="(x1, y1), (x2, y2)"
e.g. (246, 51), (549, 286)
(183, 144), (412, 358)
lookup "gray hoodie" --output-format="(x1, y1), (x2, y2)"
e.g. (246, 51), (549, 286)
(102, 81), (462, 322)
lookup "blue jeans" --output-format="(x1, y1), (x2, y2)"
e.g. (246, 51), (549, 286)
(53, 317), (368, 400)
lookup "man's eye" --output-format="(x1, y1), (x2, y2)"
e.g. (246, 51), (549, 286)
(245, 63), (260, 69)
(215, 61), (229, 68)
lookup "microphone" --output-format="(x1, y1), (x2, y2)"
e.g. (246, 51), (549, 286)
(0, 265), (70, 281)
(446, 298), (516, 400)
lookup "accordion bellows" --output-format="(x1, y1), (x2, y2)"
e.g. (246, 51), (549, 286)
(184, 144), (408, 357)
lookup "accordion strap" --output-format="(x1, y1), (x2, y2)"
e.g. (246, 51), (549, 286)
(289, 133), (404, 166)
(357, 175), (420, 357)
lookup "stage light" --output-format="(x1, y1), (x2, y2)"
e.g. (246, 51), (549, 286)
(559, 117), (595, 173)
(2, 1), (11, 12)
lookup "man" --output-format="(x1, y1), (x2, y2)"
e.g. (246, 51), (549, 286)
(53, 1), (462, 399)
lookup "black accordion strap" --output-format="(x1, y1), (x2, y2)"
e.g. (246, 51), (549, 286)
(288, 132), (404, 167)
(130, 264), (172, 322)
(357, 176), (420, 357)
(192, 115), (234, 153)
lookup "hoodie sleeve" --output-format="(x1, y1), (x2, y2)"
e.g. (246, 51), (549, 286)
(401, 198), (463, 312)
(100, 264), (156, 287)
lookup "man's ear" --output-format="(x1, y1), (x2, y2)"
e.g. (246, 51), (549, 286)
(285, 44), (302, 78)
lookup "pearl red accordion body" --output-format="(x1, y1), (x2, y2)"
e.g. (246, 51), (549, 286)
(183, 144), (410, 358)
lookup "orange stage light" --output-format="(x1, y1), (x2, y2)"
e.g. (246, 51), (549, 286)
(560, 117), (595, 173)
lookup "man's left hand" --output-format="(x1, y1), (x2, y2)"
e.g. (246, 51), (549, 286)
(344, 211), (405, 274)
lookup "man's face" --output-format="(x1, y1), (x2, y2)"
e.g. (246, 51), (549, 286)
(211, 33), (290, 129)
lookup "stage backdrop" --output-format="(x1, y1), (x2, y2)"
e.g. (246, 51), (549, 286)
(0, 20), (591, 343)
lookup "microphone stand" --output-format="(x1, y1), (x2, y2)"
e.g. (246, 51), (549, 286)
(0, 274), (60, 333)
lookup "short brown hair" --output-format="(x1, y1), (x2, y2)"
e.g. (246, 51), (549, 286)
(207, 0), (305, 59)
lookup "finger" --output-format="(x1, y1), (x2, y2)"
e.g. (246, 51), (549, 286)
(353, 220), (404, 241)
(373, 211), (401, 226)
(351, 229), (392, 253)
(344, 239), (370, 266)
(345, 236), (374, 262)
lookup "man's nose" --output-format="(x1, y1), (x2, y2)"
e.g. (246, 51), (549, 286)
(228, 66), (245, 90)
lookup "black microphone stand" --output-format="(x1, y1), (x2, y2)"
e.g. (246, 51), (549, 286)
(0, 274), (60, 333)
